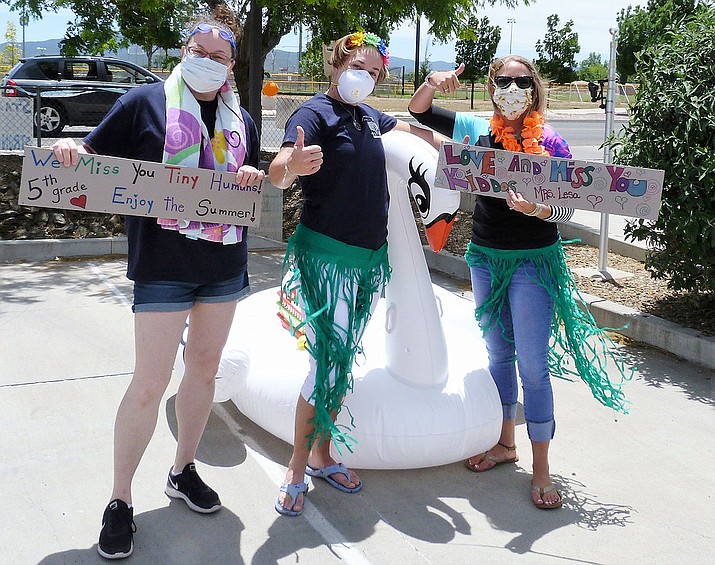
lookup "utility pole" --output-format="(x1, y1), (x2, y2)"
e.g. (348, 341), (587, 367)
(507, 18), (516, 54)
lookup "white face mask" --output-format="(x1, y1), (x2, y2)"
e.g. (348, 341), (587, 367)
(180, 54), (228, 93)
(493, 83), (533, 120)
(337, 69), (375, 104)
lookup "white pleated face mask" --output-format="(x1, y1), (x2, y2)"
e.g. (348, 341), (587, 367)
(180, 54), (229, 93)
(493, 83), (533, 120)
(337, 69), (375, 104)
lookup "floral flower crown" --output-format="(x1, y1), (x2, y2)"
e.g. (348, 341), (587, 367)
(346, 31), (390, 67)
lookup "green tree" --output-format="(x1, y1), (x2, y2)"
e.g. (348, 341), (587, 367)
(609, 5), (715, 293)
(575, 52), (608, 82)
(298, 36), (327, 81)
(616, 0), (699, 84)
(1, 21), (19, 66)
(2, 0), (532, 117)
(534, 14), (579, 83)
(455, 16), (500, 108)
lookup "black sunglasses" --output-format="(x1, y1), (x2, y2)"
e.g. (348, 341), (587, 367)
(493, 75), (534, 89)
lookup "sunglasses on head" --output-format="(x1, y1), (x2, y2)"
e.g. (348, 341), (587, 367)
(187, 23), (236, 49)
(493, 75), (534, 89)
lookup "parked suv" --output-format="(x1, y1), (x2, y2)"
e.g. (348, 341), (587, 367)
(1, 55), (163, 136)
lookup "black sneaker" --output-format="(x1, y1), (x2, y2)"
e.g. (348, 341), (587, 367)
(164, 462), (221, 513)
(97, 499), (136, 560)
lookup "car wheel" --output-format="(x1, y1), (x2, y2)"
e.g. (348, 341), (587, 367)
(35, 102), (66, 137)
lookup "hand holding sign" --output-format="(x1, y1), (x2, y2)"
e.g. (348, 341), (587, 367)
(288, 125), (323, 176)
(52, 138), (89, 167)
(235, 165), (265, 187)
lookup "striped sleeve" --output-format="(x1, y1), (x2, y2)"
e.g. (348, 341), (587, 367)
(545, 205), (574, 223)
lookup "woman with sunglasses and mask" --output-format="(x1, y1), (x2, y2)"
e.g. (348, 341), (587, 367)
(52, 16), (262, 558)
(409, 55), (630, 510)
(269, 31), (450, 517)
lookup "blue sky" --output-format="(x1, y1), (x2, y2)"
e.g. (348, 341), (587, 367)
(2, 1), (647, 63)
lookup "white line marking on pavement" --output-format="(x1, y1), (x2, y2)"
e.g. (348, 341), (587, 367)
(89, 262), (133, 309)
(212, 403), (374, 565)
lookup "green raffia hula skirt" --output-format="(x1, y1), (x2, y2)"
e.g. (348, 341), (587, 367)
(465, 239), (633, 414)
(283, 224), (391, 452)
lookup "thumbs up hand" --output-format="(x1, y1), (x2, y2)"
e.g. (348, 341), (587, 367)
(426, 63), (465, 94)
(287, 125), (323, 176)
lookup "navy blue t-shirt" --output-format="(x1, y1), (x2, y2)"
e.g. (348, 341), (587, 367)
(283, 94), (397, 250)
(84, 81), (259, 283)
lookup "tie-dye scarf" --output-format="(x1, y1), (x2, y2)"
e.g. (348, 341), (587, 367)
(157, 63), (247, 244)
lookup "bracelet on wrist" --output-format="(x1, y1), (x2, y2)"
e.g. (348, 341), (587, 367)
(524, 203), (544, 217)
(424, 72), (438, 90)
(284, 160), (297, 177)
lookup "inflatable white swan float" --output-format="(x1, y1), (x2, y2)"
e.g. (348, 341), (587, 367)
(180, 130), (502, 469)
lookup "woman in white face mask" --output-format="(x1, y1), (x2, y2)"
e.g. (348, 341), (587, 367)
(408, 56), (632, 511)
(268, 32), (450, 517)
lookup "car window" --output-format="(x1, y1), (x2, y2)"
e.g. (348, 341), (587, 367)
(14, 60), (60, 80)
(105, 63), (151, 84)
(64, 61), (98, 80)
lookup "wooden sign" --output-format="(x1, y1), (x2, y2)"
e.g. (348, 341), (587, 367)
(435, 142), (664, 220)
(19, 147), (263, 226)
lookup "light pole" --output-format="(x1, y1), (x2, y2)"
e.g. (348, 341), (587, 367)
(20, 6), (29, 59)
(507, 18), (516, 54)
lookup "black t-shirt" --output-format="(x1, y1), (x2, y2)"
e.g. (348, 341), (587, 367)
(84, 82), (259, 283)
(282, 93), (397, 250)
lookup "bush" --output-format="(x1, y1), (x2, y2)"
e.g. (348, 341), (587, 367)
(611, 6), (715, 292)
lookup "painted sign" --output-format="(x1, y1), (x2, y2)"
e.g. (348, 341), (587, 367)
(435, 142), (664, 220)
(19, 147), (263, 226)
(0, 98), (33, 150)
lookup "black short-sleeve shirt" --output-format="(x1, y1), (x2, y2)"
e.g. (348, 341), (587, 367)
(84, 82), (259, 283)
(283, 94), (397, 250)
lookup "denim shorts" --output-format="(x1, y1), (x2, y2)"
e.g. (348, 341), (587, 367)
(132, 271), (249, 313)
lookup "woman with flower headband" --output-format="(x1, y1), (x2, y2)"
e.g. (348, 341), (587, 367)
(269, 30), (450, 516)
(409, 55), (631, 510)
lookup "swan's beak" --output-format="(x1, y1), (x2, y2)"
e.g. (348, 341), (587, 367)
(425, 215), (456, 253)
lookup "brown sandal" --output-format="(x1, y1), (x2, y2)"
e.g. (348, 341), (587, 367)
(531, 482), (563, 510)
(464, 442), (519, 473)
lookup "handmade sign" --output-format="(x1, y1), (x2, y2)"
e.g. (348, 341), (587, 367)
(435, 142), (664, 220)
(19, 147), (263, 226)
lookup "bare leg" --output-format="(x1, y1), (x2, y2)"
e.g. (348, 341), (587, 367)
(278, 395), (315, 513)
(110, 310), (189, 504)
(531, 440), (561, 506)
(466, 418), (518, 471)
(173, 300), (238, 472)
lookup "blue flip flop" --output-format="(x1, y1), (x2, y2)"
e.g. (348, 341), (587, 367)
(305, 463), (363, 493)
(275, 482), (308, 516)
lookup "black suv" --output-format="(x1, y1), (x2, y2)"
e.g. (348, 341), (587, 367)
(1, 55), (163, 136)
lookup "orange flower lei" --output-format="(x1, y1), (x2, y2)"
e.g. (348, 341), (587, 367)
(489, 112), (550, 156)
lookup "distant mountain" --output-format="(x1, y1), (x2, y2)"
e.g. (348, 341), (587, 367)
(0, 39), (456, 74)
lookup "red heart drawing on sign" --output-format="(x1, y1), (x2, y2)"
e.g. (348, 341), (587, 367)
(70, 194), (87, 209)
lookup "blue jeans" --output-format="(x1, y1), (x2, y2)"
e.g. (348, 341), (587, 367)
(470, 262), (556, 442)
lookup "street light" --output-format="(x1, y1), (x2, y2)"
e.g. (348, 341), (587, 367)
(507, 18), (516, 54)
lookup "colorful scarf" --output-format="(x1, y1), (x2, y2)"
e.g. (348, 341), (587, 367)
(157, 64), (247, 244)
(465, 240), (634, 414)
(282, 224), (391, 453)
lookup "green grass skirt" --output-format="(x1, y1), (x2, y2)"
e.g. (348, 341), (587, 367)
(465, 240), (633, 414)
(283, 224), (391, 451)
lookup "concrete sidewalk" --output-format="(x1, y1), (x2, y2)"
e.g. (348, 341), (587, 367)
(1, 245), (713, 564)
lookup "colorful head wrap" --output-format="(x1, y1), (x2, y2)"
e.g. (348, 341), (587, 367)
(345, 31), (390, 67)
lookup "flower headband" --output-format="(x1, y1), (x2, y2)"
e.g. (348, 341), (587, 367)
(346, 31), (390, 67)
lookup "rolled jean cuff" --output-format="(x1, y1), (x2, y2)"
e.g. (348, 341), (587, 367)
(526, 419), (556, 442)
(502, 403), (518, 421)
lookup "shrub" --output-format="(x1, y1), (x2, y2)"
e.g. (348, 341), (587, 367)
(611, 5), (715, 292)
